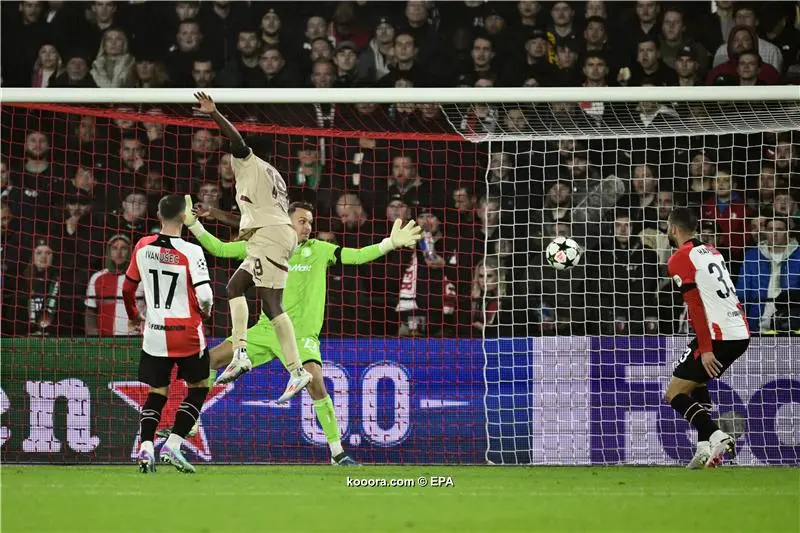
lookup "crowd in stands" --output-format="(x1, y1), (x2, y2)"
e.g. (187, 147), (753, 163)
(1, 1), (799, 339)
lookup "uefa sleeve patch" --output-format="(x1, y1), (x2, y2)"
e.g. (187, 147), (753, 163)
(197, 258), (208, 274)
(672, 274), (682, 287)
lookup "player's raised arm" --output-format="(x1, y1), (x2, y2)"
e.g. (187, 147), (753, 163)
(184, 195), (247, 260)
(193, 92), (249, 159)
(338, 219), (423, 265)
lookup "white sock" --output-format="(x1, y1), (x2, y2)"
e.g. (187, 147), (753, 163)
(329, 440), (344, 458)
(166, 433), (184, 450)
(140, 440), (154, 455)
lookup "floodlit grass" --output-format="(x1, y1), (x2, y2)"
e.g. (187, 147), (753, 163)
(2, 466), (798, 533)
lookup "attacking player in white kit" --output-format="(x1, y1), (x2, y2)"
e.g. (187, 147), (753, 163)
(122, 195), (214, 474)
(664, 208), (751, 469)
(192, 92), (312, 403)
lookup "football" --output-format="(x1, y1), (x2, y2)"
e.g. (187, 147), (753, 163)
(545, 237), (582, 270)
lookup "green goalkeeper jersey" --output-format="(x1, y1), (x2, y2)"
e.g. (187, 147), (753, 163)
(193, 225), (385, 338)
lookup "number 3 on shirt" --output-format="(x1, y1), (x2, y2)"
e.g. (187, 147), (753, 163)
(708, 263), (736, 299)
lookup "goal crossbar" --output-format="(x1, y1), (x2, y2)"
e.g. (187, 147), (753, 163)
(2, 86), (799, 104)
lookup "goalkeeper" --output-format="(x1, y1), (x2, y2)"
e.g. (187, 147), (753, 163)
(178, 196), (421, 465)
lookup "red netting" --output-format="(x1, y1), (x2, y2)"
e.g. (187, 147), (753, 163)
(0, 102), (491, 464)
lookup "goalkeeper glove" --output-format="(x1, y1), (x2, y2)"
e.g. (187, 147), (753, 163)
(184, 195), (197, 227)
(379, 219), (423, 254)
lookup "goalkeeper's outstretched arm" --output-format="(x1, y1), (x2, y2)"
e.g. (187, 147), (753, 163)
(184, 196), (247, 260)
(340, 219), (422, 265)
(193, 92), (249, 158)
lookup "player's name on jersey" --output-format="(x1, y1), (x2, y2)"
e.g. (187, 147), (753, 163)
(144, 249), (180, 265)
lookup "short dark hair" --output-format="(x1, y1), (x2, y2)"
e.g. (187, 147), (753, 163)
(668, 207), (698, 233)
(638, 36), (659, 50)
(288, 201), (314, 215)
(767, 217), (789, 230)
(583, 51), (607, 66)
(158, 194), (186, 222)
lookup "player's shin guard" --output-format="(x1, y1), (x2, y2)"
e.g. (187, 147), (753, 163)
(171, 387), (209, 439)
(670, 393), (719, 441)
(314, 395), (344, 457)
(272, 313), (301, 372)
(229, 296), (249, 351)
(140, 392), (168, 443)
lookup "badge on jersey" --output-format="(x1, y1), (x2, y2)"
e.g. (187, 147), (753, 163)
(196, 258), (208, 275)
(672, 274), (683, 287)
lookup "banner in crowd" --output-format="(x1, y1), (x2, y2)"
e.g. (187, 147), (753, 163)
(1, 337), (797, 465)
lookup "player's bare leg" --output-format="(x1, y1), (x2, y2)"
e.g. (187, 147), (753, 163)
(260, 287), (313, 403)
(159, 380), (209, 474)
(305, 362), (358, 465)
(665, 377), (733, 468)
(137, 385), (168, 473)
(216, 269), (255, 384)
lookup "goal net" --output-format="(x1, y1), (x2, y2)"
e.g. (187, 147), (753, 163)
(1, 87), (798, 465)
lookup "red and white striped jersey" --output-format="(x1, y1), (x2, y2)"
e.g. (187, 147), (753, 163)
(125, 234), (211, 358)
(668, 238), (750, 342)
(85, 270), (144, 336)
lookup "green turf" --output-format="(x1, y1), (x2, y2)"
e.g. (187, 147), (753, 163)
(2, 466), (798, 533)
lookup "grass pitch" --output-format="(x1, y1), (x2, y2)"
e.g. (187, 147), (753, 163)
(2, 466), (797, 533)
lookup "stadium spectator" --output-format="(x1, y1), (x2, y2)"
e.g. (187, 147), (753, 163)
(547, 1), (580, 48)
(128, 51), (170, 89)
(659, 6), (709, 78)
(377, 32), (417, 86)
(516, 29), (557, 87)
(217, 27), (262, 88)
(302, 14), (331, 53)
(736, 50), (766, 85)
(356, 15), (396, 83)
(49, 48), (97, 87)
(674, 45), (701, 86)
(387, 152), (431, 212)
(620, 0), (661, 63)
(289, 137), (332, 212)
(773, 189), (799, 222)
(711, 4), (782, 72)
(330, 2), (370, 52)
(701, 169), (751, 269)
(694, 0), (734, 56)
(403, 1), (440, 64)
(465, 256), (517, 337)
(583, 209), (660, 335)
(333, 41), (359, 87)
(90, 27), (135, 88)
(166, 19), (205, 87)
(105, 190), (158, 241)
(396, 209), (454, 337)
(1, 0), (46, 87)
(258, 45), (301, 88)
(553, 40), (581, 86)
(31, 42), (62, 88)
(737, 217), (800, 334)
(760, 6), (800, 78)
(773, 132), (799, 175)
(5, 238), (66, 336)
(86, 1), (120, 50)
(622, 162), (659, 229)
(14, 130), (56, 215)
(191, 58), (216, 89)
(0, 202), (22, 289)
(708, 26), (782, 86)
(85, 234), (144, 336)
(624, 37), (678, 87)
(258, 7), (289, 53)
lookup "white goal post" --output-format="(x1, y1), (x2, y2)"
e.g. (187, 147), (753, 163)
(2, 86), (799, 467)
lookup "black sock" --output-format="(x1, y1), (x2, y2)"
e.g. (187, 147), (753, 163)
(171, 387), (208, 438)
(670, 393), (718, 442)
(140, 392), (168, 442)
(691, 385), (713, 413)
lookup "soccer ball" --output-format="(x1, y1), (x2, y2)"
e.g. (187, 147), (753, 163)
(545, 237), (582, 270)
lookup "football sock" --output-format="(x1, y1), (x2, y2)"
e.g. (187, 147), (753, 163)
(171, 387), (208, 439)
(314, 395), (343, 457)
(229, 296), (249, 353)
(272, 313), (301, 373)
(691, 385), (713, 412)
(140, 392), (168, 443)
(670, 393), (719, 442)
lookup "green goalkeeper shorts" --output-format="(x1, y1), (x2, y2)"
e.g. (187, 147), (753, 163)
(225, 321), (322, 368)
